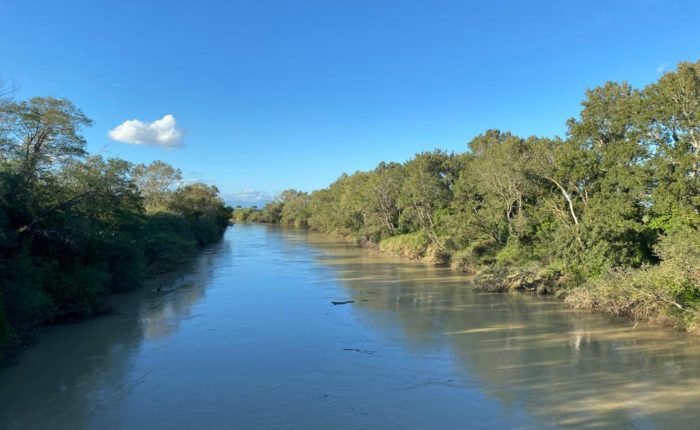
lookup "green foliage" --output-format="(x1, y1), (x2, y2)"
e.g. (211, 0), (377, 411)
(264, 202), (284, 223)
(451, 238), (498, 272)
(0, 247), (56, 329)
(168, 183), (231, 245)
(379, 232), (429, 260)
(279, 189), (311, 227)
(132, 160), (183, 211)
(494, 238), (532, 267)
(0, 96), (92, 179)
(143, 213), (198, 274)
(231, 207), (262, 222)
(0, 95), (230, 363)
(566, 225), (700, 329)
(398, 150), (454, 248)
(257, 59), (700, 330)
(44, 264), (110, 318)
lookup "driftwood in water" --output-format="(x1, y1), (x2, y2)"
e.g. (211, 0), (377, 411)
(332, 300), (354, 305)
(343, 348), (377, 355)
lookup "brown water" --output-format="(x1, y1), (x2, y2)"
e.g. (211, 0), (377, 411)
(2, 224), (700, 429)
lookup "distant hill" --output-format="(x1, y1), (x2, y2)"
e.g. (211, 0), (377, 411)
(226, 199), (271, 209)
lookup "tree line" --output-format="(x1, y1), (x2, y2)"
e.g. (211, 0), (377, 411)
(0, 88), (231, 363)
(236, 60), (700, 330)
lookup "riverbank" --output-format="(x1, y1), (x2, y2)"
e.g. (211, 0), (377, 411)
(231, 60), (700, 335)
(1, 221), (230, 367)
(235, 219), (700, 334)
(373, 232), (700, 333)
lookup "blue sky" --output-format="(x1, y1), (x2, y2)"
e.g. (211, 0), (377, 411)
(2, 0), (699, 202)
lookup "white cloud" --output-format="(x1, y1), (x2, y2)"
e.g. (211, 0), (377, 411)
(656, 63), (669, 75)
(108, 114), (184, 148)
(225, 190), (275, 204)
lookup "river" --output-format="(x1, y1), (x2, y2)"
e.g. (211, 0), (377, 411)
(2, 224), (700, 429)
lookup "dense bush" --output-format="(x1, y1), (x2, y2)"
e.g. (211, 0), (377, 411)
(379, 232), (429, 260)
(567, 227), (700, 330)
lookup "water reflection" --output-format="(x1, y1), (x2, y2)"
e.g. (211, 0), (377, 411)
(2, 225), (700, 430)
(304, 231), (700, 429)
(140, 243), (228, 340)
(0, 239), (228, 430)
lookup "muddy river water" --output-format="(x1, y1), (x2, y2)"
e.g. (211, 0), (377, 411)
(2, 224), (700, 429)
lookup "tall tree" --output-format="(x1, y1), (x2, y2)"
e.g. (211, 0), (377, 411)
(132, 160), (183, 211)
(1, 97), (92, 179)
(642, 61), (700, 230)
(468, 130), (530, 233)
(368, 162), (403, 235)
(399, 150), (453, 250)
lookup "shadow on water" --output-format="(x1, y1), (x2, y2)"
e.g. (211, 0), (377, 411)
(0, 238), (230, 429)
(301, 229), (700, 430)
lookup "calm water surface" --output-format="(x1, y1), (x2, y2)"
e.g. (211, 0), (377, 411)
(2, 224), (700, 429)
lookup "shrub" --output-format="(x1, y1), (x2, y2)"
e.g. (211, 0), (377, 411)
(451, 238), (497, 272)
(44, 264), (110, 318)
(379, 232), (429, 260)
(566, 227), (700, 329)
